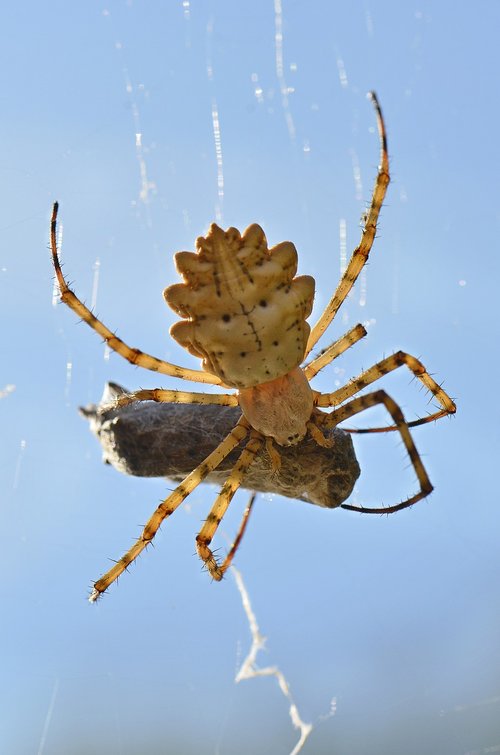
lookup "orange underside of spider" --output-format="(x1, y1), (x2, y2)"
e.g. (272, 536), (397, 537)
(49, 92), (456, 602)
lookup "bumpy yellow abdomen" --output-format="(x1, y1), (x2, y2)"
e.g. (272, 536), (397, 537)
(164, 223), (315, 389)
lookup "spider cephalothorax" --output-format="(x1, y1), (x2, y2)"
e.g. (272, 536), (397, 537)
(49, 93), (456, 601)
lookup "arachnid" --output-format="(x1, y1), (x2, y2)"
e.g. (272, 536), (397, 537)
(50, 93), (456, 601)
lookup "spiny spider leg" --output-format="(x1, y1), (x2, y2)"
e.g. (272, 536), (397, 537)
(316, 351), (456, 431)
(220, 492), (258, 576)
(320, 389), (432, 514)
(50, 202), (222, 386)
(305, 92), (390, 356)
(196, 433), (263, 580)
(89, 416), (250, 601)
(304, 323), (367, 380)
(110, 388), (238, 411)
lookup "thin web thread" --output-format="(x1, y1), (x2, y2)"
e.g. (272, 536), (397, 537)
(232, 566), (313, 755)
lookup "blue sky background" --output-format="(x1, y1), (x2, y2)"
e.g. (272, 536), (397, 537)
(1, 2), (499, 753)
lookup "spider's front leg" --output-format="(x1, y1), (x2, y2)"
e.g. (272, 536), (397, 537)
(320, 389), (432, 514)
(305, 91), (390, 356)
(50, 202), (221, 386)
(196, 432), (263, 579)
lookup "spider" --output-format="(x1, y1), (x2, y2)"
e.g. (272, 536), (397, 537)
(50, 92), (456, 602)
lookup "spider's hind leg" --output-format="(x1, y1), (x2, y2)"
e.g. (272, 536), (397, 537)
(317, 351), (457, 430)
(211, 492), (258, 579)
(323, 389), (432, 514)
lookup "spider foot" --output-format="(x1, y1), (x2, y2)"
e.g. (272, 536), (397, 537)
(89, 586), (102, 603)
(265, 437), (282, 474)
(197, 540), (224, 581)
(110, 393), (137, 409)
(307, 419), (332, 448)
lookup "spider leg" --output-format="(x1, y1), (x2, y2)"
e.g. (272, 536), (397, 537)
(265, 437), (282, 472)
(220, 492), (258, 575)
(305, 92), (389, 356)
(196, 432), (263, 580)
(306, 417), (333, 447)
(320, 389), (432, 513)
(50, 203), (221, 386)
(316, 351), (456, 430)
(109, 387), (238, 410)
(304, 323), (367, 380)
(89, 416), (250, 601)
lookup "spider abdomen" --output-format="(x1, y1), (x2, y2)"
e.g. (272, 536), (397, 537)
(164, 223), (315, 388)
